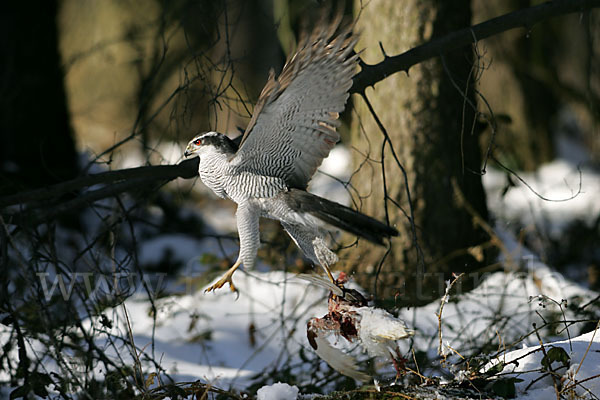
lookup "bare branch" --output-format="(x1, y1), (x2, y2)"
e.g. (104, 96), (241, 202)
(352, 0), (600, 94)
(0, 158), (199, 209)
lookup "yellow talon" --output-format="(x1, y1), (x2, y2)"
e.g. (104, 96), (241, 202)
(205, 260), (242, 294)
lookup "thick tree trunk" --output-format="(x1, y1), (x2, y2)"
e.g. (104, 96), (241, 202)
(347, 0), (492, 305)
(0, 1), (78, 194)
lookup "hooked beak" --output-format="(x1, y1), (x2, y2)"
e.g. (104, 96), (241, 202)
(184, 145), (195, 158)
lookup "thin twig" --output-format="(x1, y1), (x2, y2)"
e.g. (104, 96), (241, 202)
(532, 323), (561, 400)
(437, 273), (465, 363)
(491, 155), (583, 202)
(360, 93), (425, 273)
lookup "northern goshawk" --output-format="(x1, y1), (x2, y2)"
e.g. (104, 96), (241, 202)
(184, 18), (397, 293)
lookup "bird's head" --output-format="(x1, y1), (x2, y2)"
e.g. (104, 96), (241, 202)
(184, 131), (238, 158)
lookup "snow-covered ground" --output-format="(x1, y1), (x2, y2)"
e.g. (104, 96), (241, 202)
(75, 239), (597, 398)
(82, 271), (332, 390)
(483, 159), (600, 238)
(2, 145), (599, 399)
(485, 329), (600, 399)
(2, 266), (597, 398)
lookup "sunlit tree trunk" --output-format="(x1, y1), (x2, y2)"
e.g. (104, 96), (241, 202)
(347, 0), (492, 305)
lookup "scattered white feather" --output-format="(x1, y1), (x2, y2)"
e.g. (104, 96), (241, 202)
(296, 273), (344, 296)
(312, 335), (370, 382)
(355, 307), (414, 358)
(373, 379), (381, 392)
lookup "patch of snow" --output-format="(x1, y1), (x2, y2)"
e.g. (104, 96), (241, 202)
(256, 382), (299, 400)
(486, 328), (600, 398)
(137, 234), (238, 270)
(483, 159), (600, 238)
(398, 225), (599, 372)
(200, 202), (238, 233)
(79, 271), (330, 390)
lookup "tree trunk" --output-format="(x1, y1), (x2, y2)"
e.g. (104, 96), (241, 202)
(0, 1), (78, 194)
(473, 0), (555, 171)
(347, 0), (492, 305)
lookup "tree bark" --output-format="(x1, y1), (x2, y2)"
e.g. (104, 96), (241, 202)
(348, 0), (491, 305)
(0, 1), (78, 194)
(473, 0), (555, 171)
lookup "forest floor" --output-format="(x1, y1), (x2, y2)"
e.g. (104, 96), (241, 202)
(1, 146), (599, 399)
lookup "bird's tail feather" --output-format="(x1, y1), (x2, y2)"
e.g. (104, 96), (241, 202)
(285, 189), (398, 245)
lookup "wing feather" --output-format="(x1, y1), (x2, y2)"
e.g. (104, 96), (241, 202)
(231, 18), (358, 189)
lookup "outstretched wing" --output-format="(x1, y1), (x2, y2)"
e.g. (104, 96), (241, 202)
(230, 17), (359, 189)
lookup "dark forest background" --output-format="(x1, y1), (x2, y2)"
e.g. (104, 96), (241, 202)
(1, 0), (599, 398)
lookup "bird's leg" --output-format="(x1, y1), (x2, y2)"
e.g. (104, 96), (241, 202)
(319, 262), (340, 303)
(205, 259), (242, 293)
(311, 237), (338, 285)
(390, 345), (408, 381)
(321, 263), (336, 285)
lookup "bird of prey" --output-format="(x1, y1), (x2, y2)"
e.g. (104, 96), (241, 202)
(184, 17), (397, 293)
